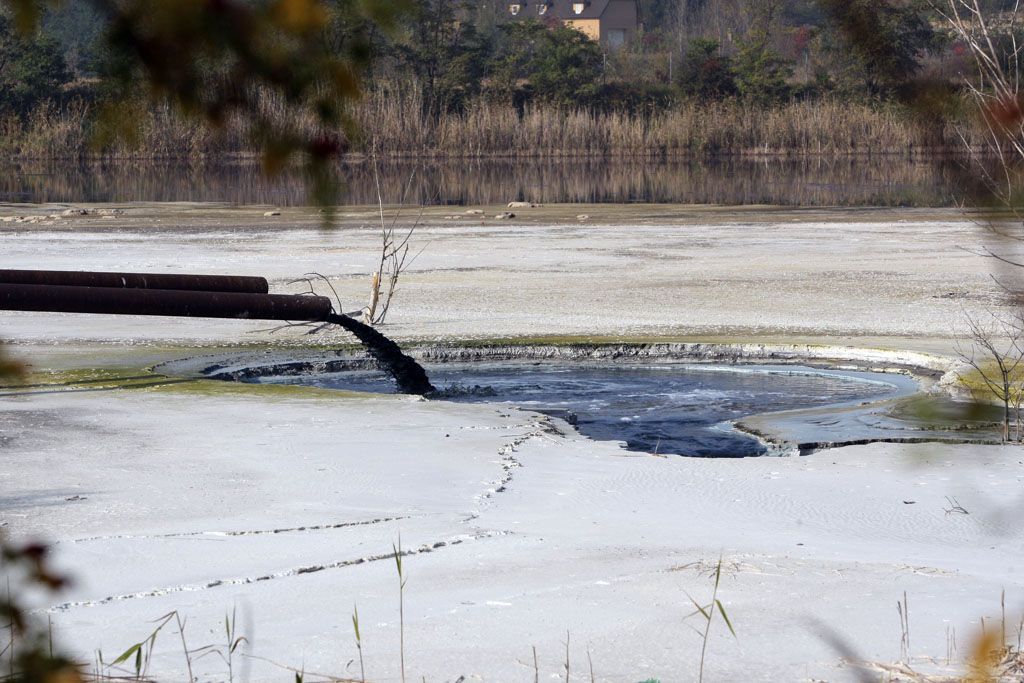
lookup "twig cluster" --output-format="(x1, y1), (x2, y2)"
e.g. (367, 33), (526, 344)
(954, 309), (1024, 442)
(365, 161), (427, 326)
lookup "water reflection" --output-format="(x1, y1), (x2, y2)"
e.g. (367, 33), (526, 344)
(1, 157), (957, 207)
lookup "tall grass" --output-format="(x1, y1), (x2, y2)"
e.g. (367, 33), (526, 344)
(0, 101), (247, 161)
(0, 91), (982, 161)
(355, 91), (957, 159)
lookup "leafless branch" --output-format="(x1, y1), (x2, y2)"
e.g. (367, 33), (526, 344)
(364, 156), (428, 326)
(954, 308), (1024, 441)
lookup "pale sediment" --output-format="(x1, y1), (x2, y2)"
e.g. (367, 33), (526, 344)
(3, 206), (1022, 682)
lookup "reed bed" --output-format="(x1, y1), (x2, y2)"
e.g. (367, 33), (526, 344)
(354, 90), (970, 159)
(0, 90), (982, 161)
(0, 102), (246, 160)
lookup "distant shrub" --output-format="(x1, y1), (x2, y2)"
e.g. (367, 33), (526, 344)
(676, 39), (737, 101)
(594, 81), (676, 114)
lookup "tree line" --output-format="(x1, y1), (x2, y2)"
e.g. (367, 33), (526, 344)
(2, 0), (1007, 123)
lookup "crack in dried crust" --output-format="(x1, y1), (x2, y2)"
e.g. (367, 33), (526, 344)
(49, 532), (504, 612)
(58, 516), (409, 545)
(474, 416), (564, 505)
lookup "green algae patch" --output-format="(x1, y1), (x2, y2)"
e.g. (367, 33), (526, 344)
(955, 362), (1024, 405)
(5, 364), (374, 401)
(0, 366), (161, 393)
(888, 393), (1002, 432)
(147, 377), (373, 400)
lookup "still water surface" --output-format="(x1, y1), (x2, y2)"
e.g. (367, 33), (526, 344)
(2, 157), (957, 207)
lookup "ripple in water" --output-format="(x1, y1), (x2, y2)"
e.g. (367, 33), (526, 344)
(257, 363), (903, 457)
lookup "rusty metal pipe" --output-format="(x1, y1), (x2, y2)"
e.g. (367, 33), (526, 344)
(0, 269), (269, 294)
(0, 284), (331, 321)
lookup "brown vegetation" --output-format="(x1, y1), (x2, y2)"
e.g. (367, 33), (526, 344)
(0, 91), (987, 162)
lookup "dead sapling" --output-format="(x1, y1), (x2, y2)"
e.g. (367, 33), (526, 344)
(955, 311), (1024, 443)
(365, 162), (428, 326)
(898, 591), (911, 664)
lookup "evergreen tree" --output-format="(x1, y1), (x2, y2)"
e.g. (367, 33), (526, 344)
(0, 12), (70, 117)
(488, 20), (603, 108)
(676, 38), (736, 100)
(733, 29), (792, 105)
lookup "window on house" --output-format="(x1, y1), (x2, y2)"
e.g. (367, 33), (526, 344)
(607, 29), (626, 48)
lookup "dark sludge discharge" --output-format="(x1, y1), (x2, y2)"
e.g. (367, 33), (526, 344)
(252, 362), (901, 458)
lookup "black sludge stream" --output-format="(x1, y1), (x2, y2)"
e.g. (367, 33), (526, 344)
(253, 362), (909, 458)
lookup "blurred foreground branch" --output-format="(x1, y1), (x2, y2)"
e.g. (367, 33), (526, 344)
(1, 0), (411, 213)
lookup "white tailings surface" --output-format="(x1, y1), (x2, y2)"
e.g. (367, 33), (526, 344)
(1, 204), (1023, 681)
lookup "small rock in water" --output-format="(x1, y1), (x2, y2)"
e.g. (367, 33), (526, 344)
(507, 201), (536, 208)
(62, 208), (89, 216)
(577, 214), (590, 220)
(464, 209), (484, 215)
(96, 208), (123, 216)
(264, 210), (281, 217)
(495, 212), (515, 219)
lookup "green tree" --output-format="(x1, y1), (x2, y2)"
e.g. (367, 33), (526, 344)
(817, 0), (937, 98)
(488, 20), (602, 108)
(0, 11), (69, 117)
(733, 29), (792, 105)
(40, 3), (104, 77)
(728, 2), (793, 105)
(394, 0), (491, 114)
(676, 38), (736, 100)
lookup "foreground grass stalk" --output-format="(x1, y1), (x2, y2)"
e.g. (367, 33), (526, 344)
(7, 578), (13, 680)
(174, 613), (194, 683)
(352, 604), (365, 683)
(685, 557), (737, 683)
(898, 592), (910, 663)
(393, 536), (407, 683)
(564, 631), (570, 683)
(223, 606), (248, 683)
(110, 611), (177, 680)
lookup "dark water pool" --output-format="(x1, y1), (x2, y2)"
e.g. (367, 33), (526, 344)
(256, 362), (909, 457)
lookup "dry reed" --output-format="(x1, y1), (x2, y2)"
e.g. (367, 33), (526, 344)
(0, 91), (983, 162)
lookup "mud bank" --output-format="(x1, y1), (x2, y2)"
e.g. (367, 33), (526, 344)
(157, 341), (954, 383)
